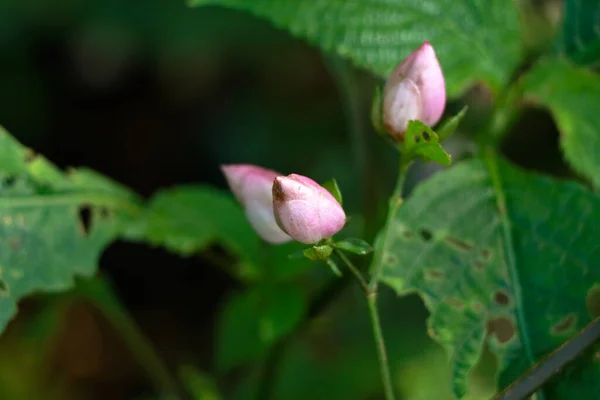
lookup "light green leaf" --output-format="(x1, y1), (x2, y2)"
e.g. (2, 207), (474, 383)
(188, 0), (522, 96)
(334, 238), (373, 255)
(403, 120), (451, 166)
(321, 178), (343, 205)
(556, 0), (600, 66)
(303, 244), (333, 261)
(377, 154), (600, 398)
(0, 126), (140, 336)
(520, 59), (600, 188)
(217, 285), (305, 371)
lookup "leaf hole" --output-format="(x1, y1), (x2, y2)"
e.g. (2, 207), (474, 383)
(78, 205), (93, 237)
(481, 248), (491, 261)
(422, 131), (431, 141)
(487, 316), (515, 344)
(419, 228), (433, 242)
(425, 269), (445, 280)
(0, 278), (8, 295)
(384, 253), (397, 265)
(2, 176), (16, 187)
(494, 290), (510, 306)
(586, 284), (600, 317)
(551, 314), (577, 336)
(472, 261), (485, 270)
(413, 135), (421, 143)
(444, 236), (473, 252)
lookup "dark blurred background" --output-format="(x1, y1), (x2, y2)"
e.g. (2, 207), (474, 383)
(0, 0), (568, 399)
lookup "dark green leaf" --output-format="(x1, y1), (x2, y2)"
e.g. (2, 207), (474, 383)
(376, 154), (600, 398)
(217, 285), (305, 371)
(188, 0), (522, 97)
(303, 244), (333, 261)
(437, 106), (469, 142)
(321, 178), (343, 205)
(335, 238), (373, 255)
(556, 0), (600, 65)
(520, 59), (600, 188)
(0, 127), (140, 336)
(403, 121), (451, 166)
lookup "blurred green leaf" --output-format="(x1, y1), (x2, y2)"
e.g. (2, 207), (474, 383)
(179, 365), (221, 400)
(321, 178), (343, 206)
(188, 0), (522, 96)
(403, 121), (451, 166)
(334, 238), (373, 255)
(520, 59), (600, 188)
(437, 106), (469, 142)
(0, 126), (140, 336)
(124, 185), (263, 280)
(556, 0), (600, 65)
(217, 285), (305, 372)
(377, 153), (600, 398)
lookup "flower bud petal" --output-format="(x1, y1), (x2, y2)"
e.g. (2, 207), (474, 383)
(383, 41), (446, 139)
(272, 174), (346, 244)
(221, 164), (292, 244)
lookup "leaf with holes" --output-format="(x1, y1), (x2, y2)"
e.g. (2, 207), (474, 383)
(375, 153), (600, 398)
(403, 121), (451, 166)
(520, 59), (600, 188)
(0, 126), (141, 335)
(188, 0), (522, 97)
(556, 0), (600, 66)
(217, 284), (305, 372)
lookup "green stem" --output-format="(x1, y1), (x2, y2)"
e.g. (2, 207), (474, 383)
(75, 276), (181, 399)
(367, 293), (396, 400)
(369, 157), (411, 290)
(334, 249), (369, 293)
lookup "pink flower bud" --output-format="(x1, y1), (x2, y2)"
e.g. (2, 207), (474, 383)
(272, 174), (346, 244)
(383, 41), (446, 140)
(221, 164), (292, 244)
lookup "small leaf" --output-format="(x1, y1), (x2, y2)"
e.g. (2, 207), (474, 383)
(321, 178), (343, 205)
(370, 85), (386, 136)
(326, 258), (342, 277)
(334, 238), (373, 255)
(403, 121), (451, 166)
(303, 244), (333, 261)
(437, 106), (469, 142)
(217, 285), (305, 372)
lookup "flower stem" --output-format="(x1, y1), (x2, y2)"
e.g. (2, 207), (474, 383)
(334, 249), (369, 293)
(367, 292), (396, 400)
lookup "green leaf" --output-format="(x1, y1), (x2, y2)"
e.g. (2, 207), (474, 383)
(303, 244), (333, 261)
(179, 365), (221, 400)
(217, 285), (305, 371)
(125, 185), (263, 280)
(370, 85), (387, 136)
(403, 121), (451, 166)
(520, 59), (600, 188)
(376, 154), (600, 398)
(0, 127), (140, 336)
(437, 106), (469, 142)
(188, 0), (522, 96)
(335, 238), (373, 255)
(321, 178), (343, 205)
(556, 0), (600, 66)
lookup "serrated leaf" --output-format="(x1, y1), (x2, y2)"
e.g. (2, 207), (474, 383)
(0, 126), (140, 336)
(376, 154), (600, 398)
(188, 0), (522, 97)
(217, 285), (305, 372)
(335, 238), (373, 255)
(520, 59), (600, 188)
(556, 0), (600, 66)
(403, 121), (451, 166)
(437, 106), (469, 142)
(321, 178), (343, 205)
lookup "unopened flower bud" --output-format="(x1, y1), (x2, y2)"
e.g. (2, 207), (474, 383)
(383, 41), (446, 139)
(221, 164), (292, 244)
(272, 174), (346, 244)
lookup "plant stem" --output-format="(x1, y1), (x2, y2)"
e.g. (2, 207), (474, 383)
(75, 276), (182, 400)
(369, 157), (411, 290)
(367, 292), (396, 400)
(334, 249), (369, 293)
(493, 316), (600, 400)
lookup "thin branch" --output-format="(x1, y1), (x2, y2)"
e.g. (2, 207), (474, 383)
(334, 249), (370, 293)
(493, 316), (600, 400)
